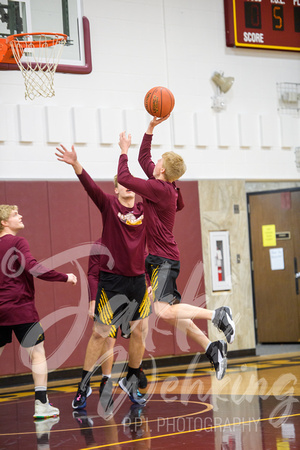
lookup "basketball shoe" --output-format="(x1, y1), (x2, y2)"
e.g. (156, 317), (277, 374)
(33, 397), (59, 419)
(119, 375), (147, 405)
(138, 365), (147, 389)
(206, 340), (227, 380)
(72, 384), (92, 410)
(212, 306), (235, 344)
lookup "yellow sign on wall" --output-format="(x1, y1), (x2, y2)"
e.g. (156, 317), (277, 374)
(262, 224), (276, 247)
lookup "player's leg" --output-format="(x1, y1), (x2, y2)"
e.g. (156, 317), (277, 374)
(154, 300), (212, 321)
(119, 275), (151, 405)
(28, 340), (47, 386)
(73, 320), (110, 410)
(98, 333), (116, 413)
(28, 341), (60, 418)
(101, 337), (115, 377)
(73, 274), (126, 410)
(14, 322), (59, 419)
(119, 318), (149, 405)
(83, 321), (110, 372)
(138, 315), (148, 389)
(165, 317), (227, 380)
(147, 256), (229, 380)
(155, 302), (235, 343)
(128, 318), (147, 369)
(148, 254), (235, 344)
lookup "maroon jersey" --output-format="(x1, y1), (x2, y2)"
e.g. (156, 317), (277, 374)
(0, 234), (68, 326)
(78, 170), (146, 276)
(118, 133), (184, 261)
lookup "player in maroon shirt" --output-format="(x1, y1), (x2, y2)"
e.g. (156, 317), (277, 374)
(0, 204), (77, 419)
(56, 145), (151, 407)
(117, 116), (236, 381)
(82, 238), (148, 413)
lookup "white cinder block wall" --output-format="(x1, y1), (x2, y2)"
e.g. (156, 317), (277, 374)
(0, 0), (299, 181)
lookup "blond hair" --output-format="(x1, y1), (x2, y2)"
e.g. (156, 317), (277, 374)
(114, 175), (118, 188)
(0, 205), (18, 231)
(162, 152), (186, 182)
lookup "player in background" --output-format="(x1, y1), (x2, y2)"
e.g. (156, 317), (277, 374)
(117, 116), (235, 380)
(0, 204), (77, 419)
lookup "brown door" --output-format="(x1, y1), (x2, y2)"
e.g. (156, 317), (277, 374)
(248, 190), (300, 343)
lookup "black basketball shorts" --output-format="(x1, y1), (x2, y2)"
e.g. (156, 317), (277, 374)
(145, 254), (181, 304)
(0, 322), (45, 348)
(95, 272), (151, 336)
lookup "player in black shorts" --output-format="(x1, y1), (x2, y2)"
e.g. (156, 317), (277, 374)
(118, 117), (236, 381)
(71, 239), (148, 413)
(56, 146), (151, 407)
(0, 204), (77, 419)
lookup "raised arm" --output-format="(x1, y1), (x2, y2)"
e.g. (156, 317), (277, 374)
(55, 144), (108, 211)
(138, 116), (171, 178)
(118, 132), (161, 202)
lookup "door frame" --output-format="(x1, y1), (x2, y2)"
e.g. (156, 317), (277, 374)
(247, 187), (300, 344)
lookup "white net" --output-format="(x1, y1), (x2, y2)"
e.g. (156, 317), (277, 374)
(277, 82), (300, 115)
(9, 34), (66, 100)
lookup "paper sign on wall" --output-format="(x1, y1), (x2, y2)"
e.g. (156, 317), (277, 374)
(269, 248), (284, 271)
(262, 224), (276, 247)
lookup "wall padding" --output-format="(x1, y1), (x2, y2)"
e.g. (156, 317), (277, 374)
(72, 107), (98, 145)
(98, 108), (123, 145)
(194, 112), (215, 147)
(280, 115), (299, 148)
(46, 106), (72, 144)
(238, 113), (259, 148)
(0, 105), (8, 142)
(0, 179), (204, 376)
(260, 114), (280, 148)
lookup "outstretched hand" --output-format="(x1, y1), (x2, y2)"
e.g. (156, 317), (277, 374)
(119, 131), (132, 155)
(150, 114), (170, 127)
(55, 144), (77, 165)
(147, 114), (171, 134)
(55, 144), (83, 175)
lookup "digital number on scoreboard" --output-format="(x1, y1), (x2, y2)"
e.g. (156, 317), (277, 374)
(224, 0), (300, 52)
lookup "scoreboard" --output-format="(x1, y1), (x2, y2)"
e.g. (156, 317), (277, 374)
(224, 0), (300, 52)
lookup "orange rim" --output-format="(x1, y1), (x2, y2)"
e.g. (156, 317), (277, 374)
(6, 32), (67, 48)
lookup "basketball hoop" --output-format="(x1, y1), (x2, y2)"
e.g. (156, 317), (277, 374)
(6, 32), (67, 100)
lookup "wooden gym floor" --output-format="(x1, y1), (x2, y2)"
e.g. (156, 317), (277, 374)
(0, 351), (300, 450)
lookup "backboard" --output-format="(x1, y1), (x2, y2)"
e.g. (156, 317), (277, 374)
(0, 0), (91, 73)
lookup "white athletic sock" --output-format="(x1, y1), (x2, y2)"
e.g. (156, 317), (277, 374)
(35, 386), (47, 391)
(102, 374), (111, 379)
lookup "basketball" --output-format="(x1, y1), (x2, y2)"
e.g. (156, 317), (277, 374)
(144, 86), (175, 118)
